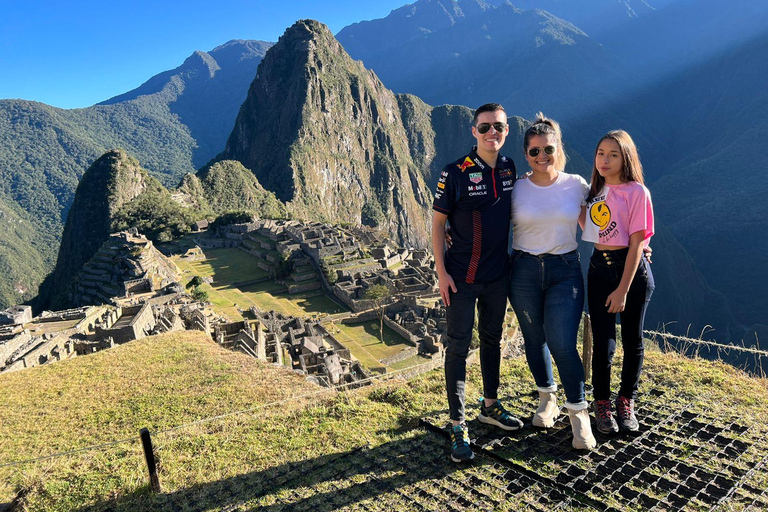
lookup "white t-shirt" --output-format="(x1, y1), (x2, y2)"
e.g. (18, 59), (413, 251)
(510, 172), (589, 255)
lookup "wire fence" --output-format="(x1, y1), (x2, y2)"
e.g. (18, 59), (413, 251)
(0, 356), (439, 471)
(645, 329), (768, 377)
(645, 330), (768, 356)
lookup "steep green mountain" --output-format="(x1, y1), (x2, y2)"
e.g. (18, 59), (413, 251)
(0, 40), (270, 310)
(177, 160), (289, 219)
(37, 150), (170, 309)
(220, 20), (497, 248)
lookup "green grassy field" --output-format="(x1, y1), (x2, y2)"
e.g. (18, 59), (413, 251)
(171, 247), (347, 320)
(175, 247), (269, 287)
(1, 331), (767, 511)
(326, 321), (413, 373)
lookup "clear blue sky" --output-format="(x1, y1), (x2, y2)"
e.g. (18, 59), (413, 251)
(0, 0), (408, 109)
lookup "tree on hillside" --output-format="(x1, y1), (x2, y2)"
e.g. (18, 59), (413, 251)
(365, 284), (392, 342)
(187, 276), (203, 288)
(191, 286), (209, 303)
(274, 253), (295, 281)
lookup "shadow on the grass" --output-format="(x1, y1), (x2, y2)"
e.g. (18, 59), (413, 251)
(75, 429), (483, 512)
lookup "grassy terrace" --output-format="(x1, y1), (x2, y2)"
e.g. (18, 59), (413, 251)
(171, 247), (345, 321)
(326, 321), (415, 374)
(1, 332), (766, 511)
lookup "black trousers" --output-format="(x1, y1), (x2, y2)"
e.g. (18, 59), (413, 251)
(443, 275), (509, 422)
(587, 248), (654, 401)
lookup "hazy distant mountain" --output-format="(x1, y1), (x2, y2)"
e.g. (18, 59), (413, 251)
(595, 0), (768, 79)
(507, 0), (656, 40)
(335, 0), (768, 339)
(339, 2), (650, 163)
(0, 40), (270, 309)
(101, 40), (273, 167)
(337, 0), (501, 60)
(646, 30), (768, 340)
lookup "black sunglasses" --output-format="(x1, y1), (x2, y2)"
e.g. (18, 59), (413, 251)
(527, 145), (556, 157)
(476, 122), (507, 134)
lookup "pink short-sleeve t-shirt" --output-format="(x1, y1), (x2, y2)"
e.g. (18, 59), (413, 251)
(582, 181), (654, 247)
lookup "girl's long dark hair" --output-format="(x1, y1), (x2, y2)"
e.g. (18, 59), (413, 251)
(588, 130), (644, 201)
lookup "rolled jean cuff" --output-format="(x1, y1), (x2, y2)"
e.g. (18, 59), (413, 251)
(537, 384), (557, 393)
(564, 400), (588, 411)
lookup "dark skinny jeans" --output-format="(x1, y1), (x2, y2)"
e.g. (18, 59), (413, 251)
(588, 248), (655, 401)
(444, 276), (509, 422)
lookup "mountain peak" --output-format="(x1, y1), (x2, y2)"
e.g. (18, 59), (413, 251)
(220, 19), (478, 248)
(182, 51), (221, 78)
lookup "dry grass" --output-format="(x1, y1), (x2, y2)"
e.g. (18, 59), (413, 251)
(1, 330), (767, 511)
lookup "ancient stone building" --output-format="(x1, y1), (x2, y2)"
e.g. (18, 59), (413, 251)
(385, 298), (445, 357)
(95, 304), (156, 344)
(213, 320), (266, 360)
(72, 231), (180, 307)
(250, 307), (367, 386)
(0, 306), (104, 372)
(0, 305), (33, 326)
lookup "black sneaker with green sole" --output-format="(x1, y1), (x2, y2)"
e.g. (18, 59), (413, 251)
(478, 400), (524, 431)
(449, 423), (474, 463)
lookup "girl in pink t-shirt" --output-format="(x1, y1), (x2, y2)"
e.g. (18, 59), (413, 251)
(582, 130), (655, 436)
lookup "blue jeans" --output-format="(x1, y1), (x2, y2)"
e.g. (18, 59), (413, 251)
(444, 276), (509, 422)
(508, 250), (586, 405)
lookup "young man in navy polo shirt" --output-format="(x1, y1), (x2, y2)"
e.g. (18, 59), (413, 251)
(432, 103), (520, 462)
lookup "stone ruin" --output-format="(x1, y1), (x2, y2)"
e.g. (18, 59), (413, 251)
(0, 294), (217, 373)
(3, 220), (442, 377)
(249, 307), (368, 387)
(332, 260), (438, 313)
(0, 306), (100, 372)
(0, 305), (33, 326)
(196, 219), (445, 372)
(213, 320), (266, 361)
(384, 297), (445, 357)
(72, 231), (180, 307)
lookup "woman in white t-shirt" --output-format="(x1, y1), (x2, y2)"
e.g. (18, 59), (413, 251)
(508, 113), (596, 450)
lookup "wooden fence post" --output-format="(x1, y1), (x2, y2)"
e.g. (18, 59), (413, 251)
(582, 313), (592, 383)
(140, 428), (162, 493)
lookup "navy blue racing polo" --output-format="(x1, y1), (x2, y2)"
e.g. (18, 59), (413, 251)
(433, 146), (516, 284)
